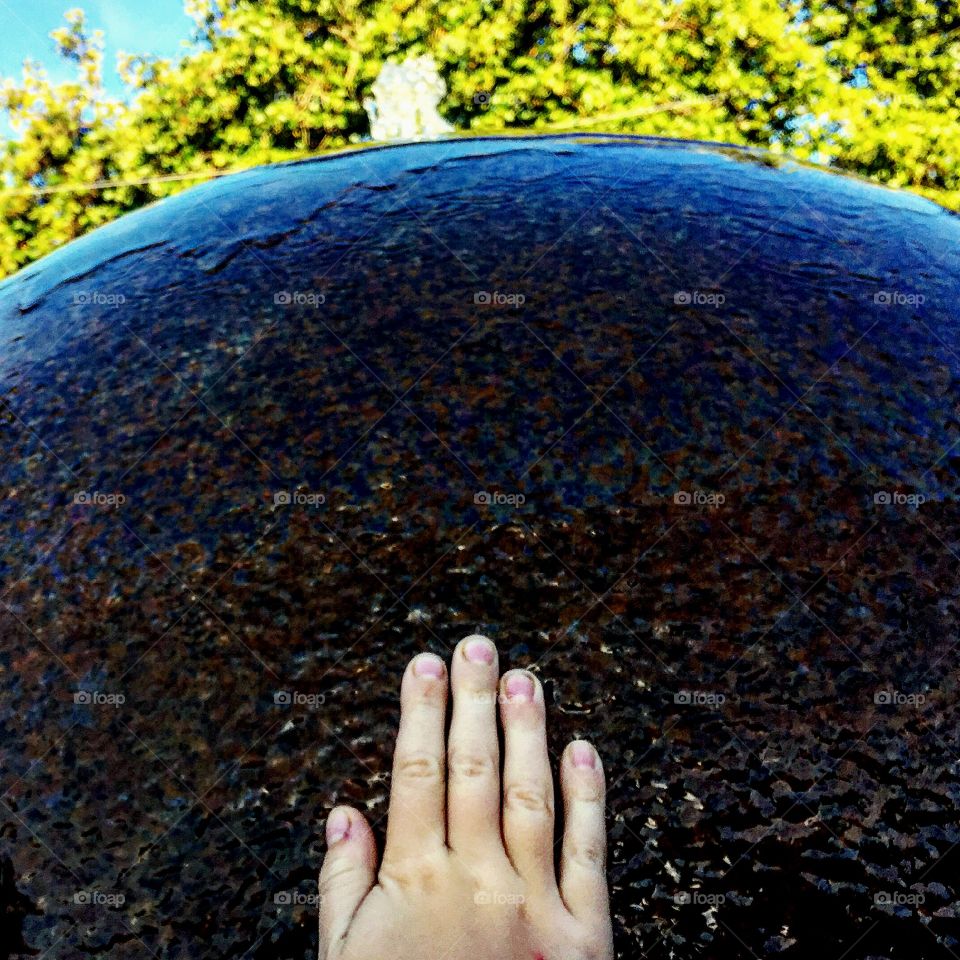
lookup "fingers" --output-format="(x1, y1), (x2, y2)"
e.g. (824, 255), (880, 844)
(447, 635), (503, 857)
(558, 740), (610, 926)
(383, 652), (449, 863)
(318, 806), (377, 957)
(499, 669), (558, 894)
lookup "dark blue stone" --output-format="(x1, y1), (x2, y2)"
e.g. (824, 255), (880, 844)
(1, 135), (959, 959)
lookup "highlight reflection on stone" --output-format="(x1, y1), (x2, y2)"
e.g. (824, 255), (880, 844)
(1, 135), (959, 959)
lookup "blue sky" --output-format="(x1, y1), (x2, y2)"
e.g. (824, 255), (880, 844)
(0, 0), (192, 98)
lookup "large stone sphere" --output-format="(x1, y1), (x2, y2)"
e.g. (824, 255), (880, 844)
(1, 134), (959, 960)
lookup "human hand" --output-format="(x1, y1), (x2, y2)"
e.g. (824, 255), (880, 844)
(317, 635), (613, 960)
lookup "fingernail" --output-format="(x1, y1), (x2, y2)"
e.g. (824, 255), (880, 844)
(326, 808), (351, 845)
(505, 671), (535, 702)
(414, 654), (444, 679)
(571, 742), (596, 769)
(464, 637), (494, 664)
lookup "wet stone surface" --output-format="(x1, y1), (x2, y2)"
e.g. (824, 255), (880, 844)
(1, 134), (960, 959)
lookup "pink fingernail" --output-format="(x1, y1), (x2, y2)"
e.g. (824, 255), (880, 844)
(326, 808), (351, 845)
(505, 672), (535, 702)
(572, 743), (596, 769)
(464, 638), (494, 663)
(414, 654), (444, 679)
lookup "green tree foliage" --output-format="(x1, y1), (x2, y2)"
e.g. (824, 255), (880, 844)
(1, 0), (957, 279)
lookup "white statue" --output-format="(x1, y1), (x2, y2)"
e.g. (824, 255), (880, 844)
(363, 55), (455, 142)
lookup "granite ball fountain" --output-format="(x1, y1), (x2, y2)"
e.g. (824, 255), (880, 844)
(1, 130), (960, 959)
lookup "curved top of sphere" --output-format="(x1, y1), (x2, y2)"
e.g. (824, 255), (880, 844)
(2, 134), (957, 511)
(1, 132), (954, 319)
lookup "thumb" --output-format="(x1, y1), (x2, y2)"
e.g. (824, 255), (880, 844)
(318, 806), (377, 958)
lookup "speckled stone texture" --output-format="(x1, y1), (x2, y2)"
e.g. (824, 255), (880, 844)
(1, 134), (959, 959)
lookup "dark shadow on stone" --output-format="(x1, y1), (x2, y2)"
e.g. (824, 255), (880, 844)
(0, 855), (39, 958)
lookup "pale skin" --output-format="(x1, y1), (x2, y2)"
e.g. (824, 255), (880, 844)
(318, 634), (614, 960)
